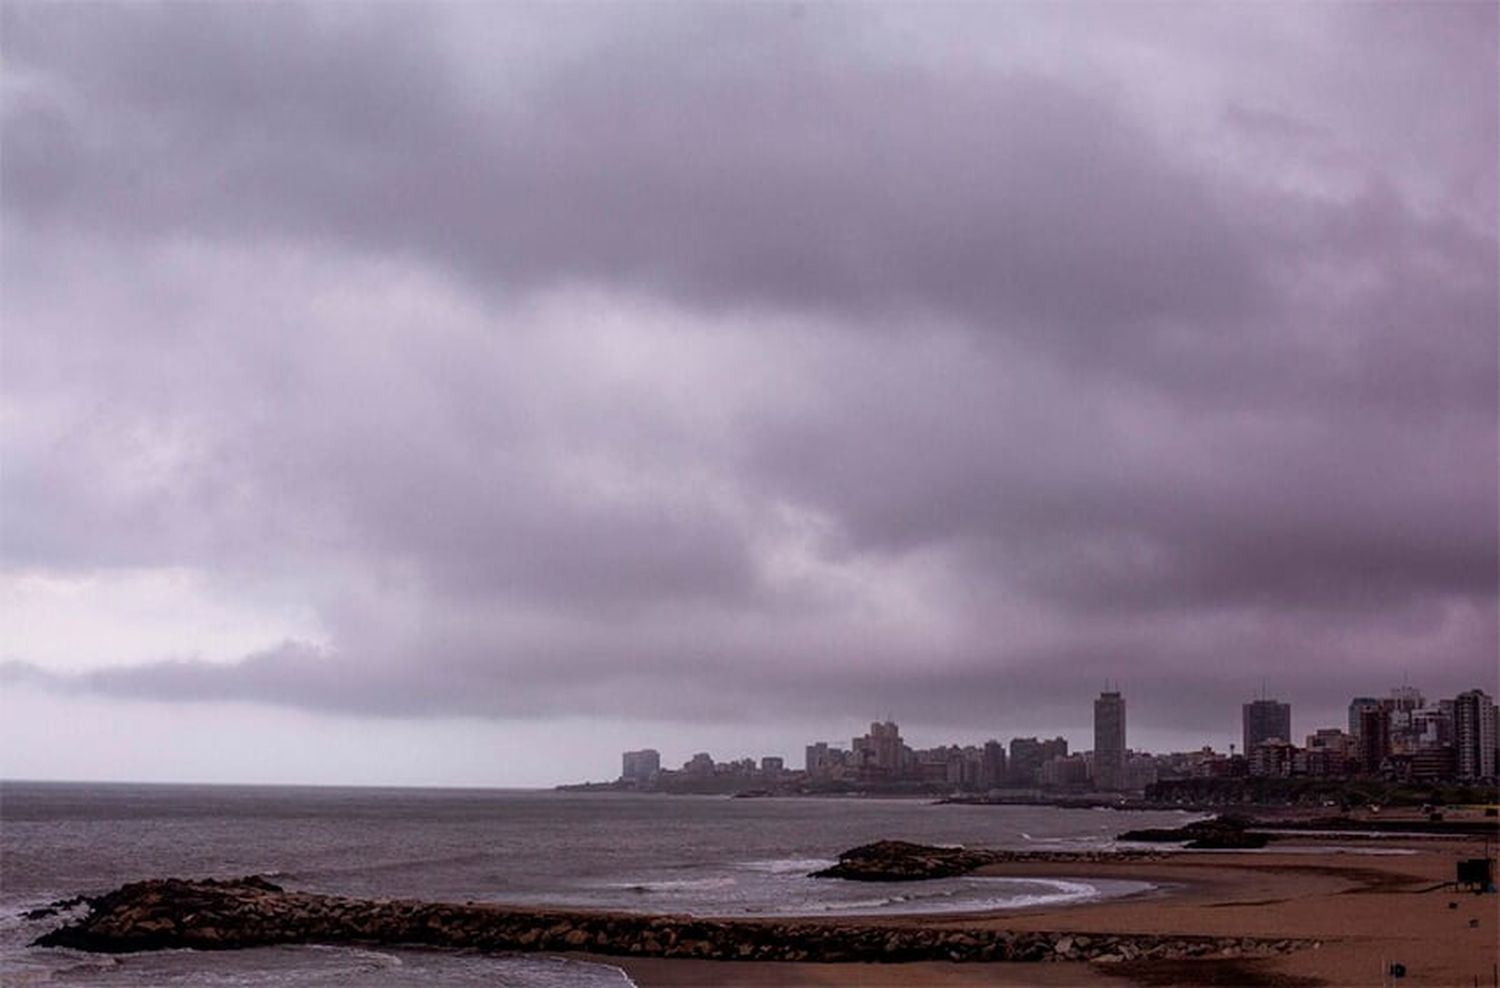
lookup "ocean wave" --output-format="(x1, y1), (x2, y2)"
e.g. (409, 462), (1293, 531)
(803, 876), (1140, 917)
(815, 896), (907, 912)
(604, 876), (740, 893)
(812, 885), (1081, 915)
(339, 946), (405, 969)
(966, 876), (1097, 898)
(737, 857), (836, 874)
(1018, 833), (1129, 852)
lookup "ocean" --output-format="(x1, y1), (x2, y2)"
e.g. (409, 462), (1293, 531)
(0, 782), (1194, 985)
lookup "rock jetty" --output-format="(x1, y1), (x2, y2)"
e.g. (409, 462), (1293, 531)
(1116, 814), (1273, 849)
(31, 876), (1313, 965)
(809, 839), (1165, 881)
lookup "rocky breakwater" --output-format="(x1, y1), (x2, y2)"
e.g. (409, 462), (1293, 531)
(809, 839), (1166, 881)
(1117, 814), (1272, 849)
(31, 874), (1314, 965)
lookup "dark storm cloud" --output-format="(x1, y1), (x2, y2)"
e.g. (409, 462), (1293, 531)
(2, 2), (1495, 743)
(4, 3), (1266, 346)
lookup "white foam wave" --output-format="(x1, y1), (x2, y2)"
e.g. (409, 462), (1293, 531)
(738, 857), (836, 874)
(807, 876), (1142, 917)
(343, 947), (404, 968)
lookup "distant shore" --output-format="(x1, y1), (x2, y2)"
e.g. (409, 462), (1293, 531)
(557, 778), (1500, 816)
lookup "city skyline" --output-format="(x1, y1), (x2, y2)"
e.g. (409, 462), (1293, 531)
(606, 680), (1498, 788)
(2, 3), (1495, 788)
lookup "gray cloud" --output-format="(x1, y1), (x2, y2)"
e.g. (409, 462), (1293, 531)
(4, 4), (1267, 342)
(1, 2), (1495, 755)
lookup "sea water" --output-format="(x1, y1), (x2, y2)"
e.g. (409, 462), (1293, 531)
(1, 782), (1184, 985)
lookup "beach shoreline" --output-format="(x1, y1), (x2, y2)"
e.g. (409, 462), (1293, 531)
(20, 806), (1498, 988)
(607, 834), (1498, 987)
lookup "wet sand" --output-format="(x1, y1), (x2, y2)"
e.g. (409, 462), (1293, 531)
(608, 835), (1500, 987)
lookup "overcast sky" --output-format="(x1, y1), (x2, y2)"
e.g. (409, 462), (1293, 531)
(2, 2), (1496, 787)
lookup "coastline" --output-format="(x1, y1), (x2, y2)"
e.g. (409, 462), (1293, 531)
(608, 834), (1498, 987)
(21, 806), (1498, 988)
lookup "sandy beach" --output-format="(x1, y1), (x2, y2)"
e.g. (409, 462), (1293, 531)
(610, 833), (1500, 987)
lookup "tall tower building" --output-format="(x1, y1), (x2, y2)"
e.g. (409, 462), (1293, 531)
(1093, 690), (1126, 791)
(1348, 697), (1380, 738)
(1243, 698), (1292, 754)
(1357, 706), (1391, 774)
(1454, 689), (1497, 780)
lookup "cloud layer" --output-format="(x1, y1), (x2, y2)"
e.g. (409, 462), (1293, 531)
(3, 3), (1495, 761)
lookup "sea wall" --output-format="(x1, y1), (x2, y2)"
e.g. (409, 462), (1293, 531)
(34, 876), (1314, 964)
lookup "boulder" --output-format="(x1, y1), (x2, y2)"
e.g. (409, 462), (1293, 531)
(809, 840), (993, 881)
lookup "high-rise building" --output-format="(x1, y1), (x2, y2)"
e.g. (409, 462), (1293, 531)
(852, 721), (904, 778)
(1008, 737), (1044, 786)
(1243, 698), (1292, 754)
(1357, 707), (1390, 774)
(1006, 736), (1069, 786)
(982, 740), (1007, 789)
(1454, 689), (1497, 780)
(621, 748), (660, 783)
(805, 742), (830, 773)
(1093, 690), (1126, 791)
(1348, 697), (1381, 738)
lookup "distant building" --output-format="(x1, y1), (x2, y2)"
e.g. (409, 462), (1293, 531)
(1248, 739), (1296, 778)
(1093, 690), (1126, 791)
(1356, 706), (1391, 775)
(684, 752), (715, 776)
(1162, 746), (1234, 779)
(1243, 698), (1291, 755)
(760, 756), (784, 777)
(1410, 745), (1456, 781)
(1008, 738), (1040, 785)
(1304, 728), (1353, 777)
(1124, 752), (1159, 791)
(1389, 685), (1424, 713)
(852, 721), (904, 779)
(1008, 738), (1044, 786)
(1040, 754), (1090, 789)
(804, 742), (849, 781)
(620, 748), (660, 783)
(1454, 689), (1497, 780)
(1411, 706), (1453, 749)
(1348, 697), (1381, 739)
(982, 740), (1007, 789)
